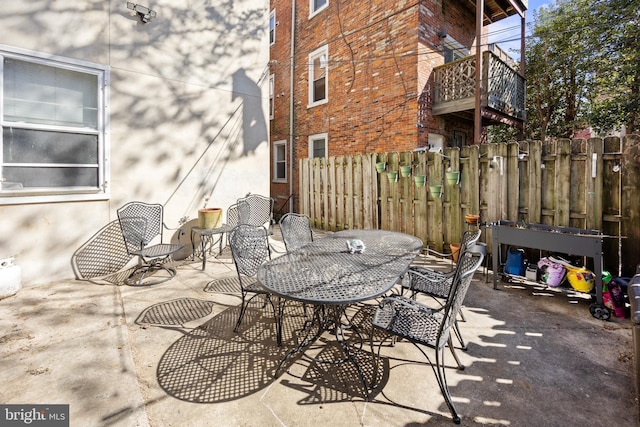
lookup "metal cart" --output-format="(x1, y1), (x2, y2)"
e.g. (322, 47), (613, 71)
(490, 220), (608, 319)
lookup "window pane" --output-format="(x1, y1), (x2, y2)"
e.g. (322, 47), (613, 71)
(312, 138), (325, 158)
(3, 58), (98, 128)
(313, 0), (328, 11)
(313, 77), (326, 102)
(311, 53), (326, 102)
(269, 14), (275, 44)
(2, 166), (98, 188)
(3, 128), (98, 164)
(275, 143), (285, 179)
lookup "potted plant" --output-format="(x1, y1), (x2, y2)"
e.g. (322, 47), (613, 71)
(414, 175), (426, 187)
(400, 165), (412, 177)
(198, 197), (223, 229)
(450, 243), (461, 262)
(446, 171), (460, 185)
(429, 185), (442, 198)
(387, 171), (398, 183)
(376, 162), (387, 173)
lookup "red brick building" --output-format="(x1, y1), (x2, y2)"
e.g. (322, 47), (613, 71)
(269, 0), (527, 214)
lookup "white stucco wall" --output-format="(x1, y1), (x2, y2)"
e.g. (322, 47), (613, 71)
(0, 0), (270, 286)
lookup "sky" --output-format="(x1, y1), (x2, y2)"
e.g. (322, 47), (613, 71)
(487, 0), (551, 59)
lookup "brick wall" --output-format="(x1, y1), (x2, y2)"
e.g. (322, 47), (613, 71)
(270, 0), (477, 213)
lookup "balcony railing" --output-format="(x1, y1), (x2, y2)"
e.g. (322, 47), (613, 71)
(433, 51), (525, 121)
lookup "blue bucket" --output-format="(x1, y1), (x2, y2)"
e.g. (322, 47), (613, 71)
(505, 247), (526, 276)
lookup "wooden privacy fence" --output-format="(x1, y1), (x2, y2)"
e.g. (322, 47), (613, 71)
(298, 135), (640, 277)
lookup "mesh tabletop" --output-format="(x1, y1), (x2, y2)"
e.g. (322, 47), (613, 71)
(258, 229), (423, 305)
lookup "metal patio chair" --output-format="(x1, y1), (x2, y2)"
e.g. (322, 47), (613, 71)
(373, 250), (484, 424)
(279, 213), (313, 252)
(401, 228), (482, 349)
(235, 194), (274, 232)
(228, 224), (281, 344)
(117, 202), (184, 286)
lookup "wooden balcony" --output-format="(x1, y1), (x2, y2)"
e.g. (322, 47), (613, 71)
(432, 50), (525, 123)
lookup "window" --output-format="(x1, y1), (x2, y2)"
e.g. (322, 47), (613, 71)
(453, 131), (466, 148)
(442, 37), (469, 63)
(273, 140), (286, 182)
(1, 45), (110, 204)
(310, 0), (328, 18)
(428, 133), (444, 150)
(308, 133), (327, 158)
(269, 74), (275, 120)
(308, 45), (328, 107)
(269, 10), (276, 45)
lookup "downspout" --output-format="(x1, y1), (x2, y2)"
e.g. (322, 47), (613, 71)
(288, 0), (296, 213)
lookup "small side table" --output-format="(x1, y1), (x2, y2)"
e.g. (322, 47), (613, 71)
(191, 224), (233, 270)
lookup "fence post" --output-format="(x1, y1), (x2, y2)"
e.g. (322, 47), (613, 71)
(362, 153), (376, 230)
(528, 140), (542, 223)
(555, 138), (571, 226)
(444, 147), (461, 245)
(506, 142), (520, 220)
(586, 137), (604, 231)
(427, 150), (444, 251)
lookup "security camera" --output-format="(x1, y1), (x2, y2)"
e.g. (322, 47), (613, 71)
(127, 2), (156, 23)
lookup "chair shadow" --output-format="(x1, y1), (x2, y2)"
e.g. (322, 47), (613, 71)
(203, 275), (242, 295)
(72, 219), (196, 286)
(135, 298), (217, 330)
(71, 220), (134, 285)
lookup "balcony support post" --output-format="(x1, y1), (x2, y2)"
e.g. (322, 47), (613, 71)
(474, 0), (484, 145)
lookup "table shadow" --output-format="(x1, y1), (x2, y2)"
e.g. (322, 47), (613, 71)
(155, 298), (389, 404)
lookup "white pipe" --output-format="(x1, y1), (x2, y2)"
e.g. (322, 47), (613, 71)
(288, 0), (296, 213)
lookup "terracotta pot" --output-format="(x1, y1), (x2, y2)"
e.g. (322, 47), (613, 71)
(198, 208), (223, 229)
(465, 214), (480, 225)
(450, 243), (461, 263)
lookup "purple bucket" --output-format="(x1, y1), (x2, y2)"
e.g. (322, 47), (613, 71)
(537, 258), (566, 287)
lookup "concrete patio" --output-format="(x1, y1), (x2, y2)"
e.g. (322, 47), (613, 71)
(0, 230), (636, 426)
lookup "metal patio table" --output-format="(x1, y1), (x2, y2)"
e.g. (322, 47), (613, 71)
(257, 228), (423, 397)
(191, 224), (233, 270)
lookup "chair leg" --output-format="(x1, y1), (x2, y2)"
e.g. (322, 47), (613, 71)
(234, 293), (248, 332)
(458, 308), (467, 323)
(452, 320), (467, 351)
(125, 264), (176, 286)
(411, 341), (461, 424)
(447, 336), (464, 370)
(435, 345), (462, 424)
(273, 297), (285, 346)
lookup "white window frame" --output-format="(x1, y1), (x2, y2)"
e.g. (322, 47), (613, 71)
(269, 9), (276, 45)
(308, 133), (328, 158)
(308, 45), (328, 108)
(309, 0), (329, 18)
(273, 140), (286, 182)
(0, 44), (110, 205)
(269, 74), (275, 120)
